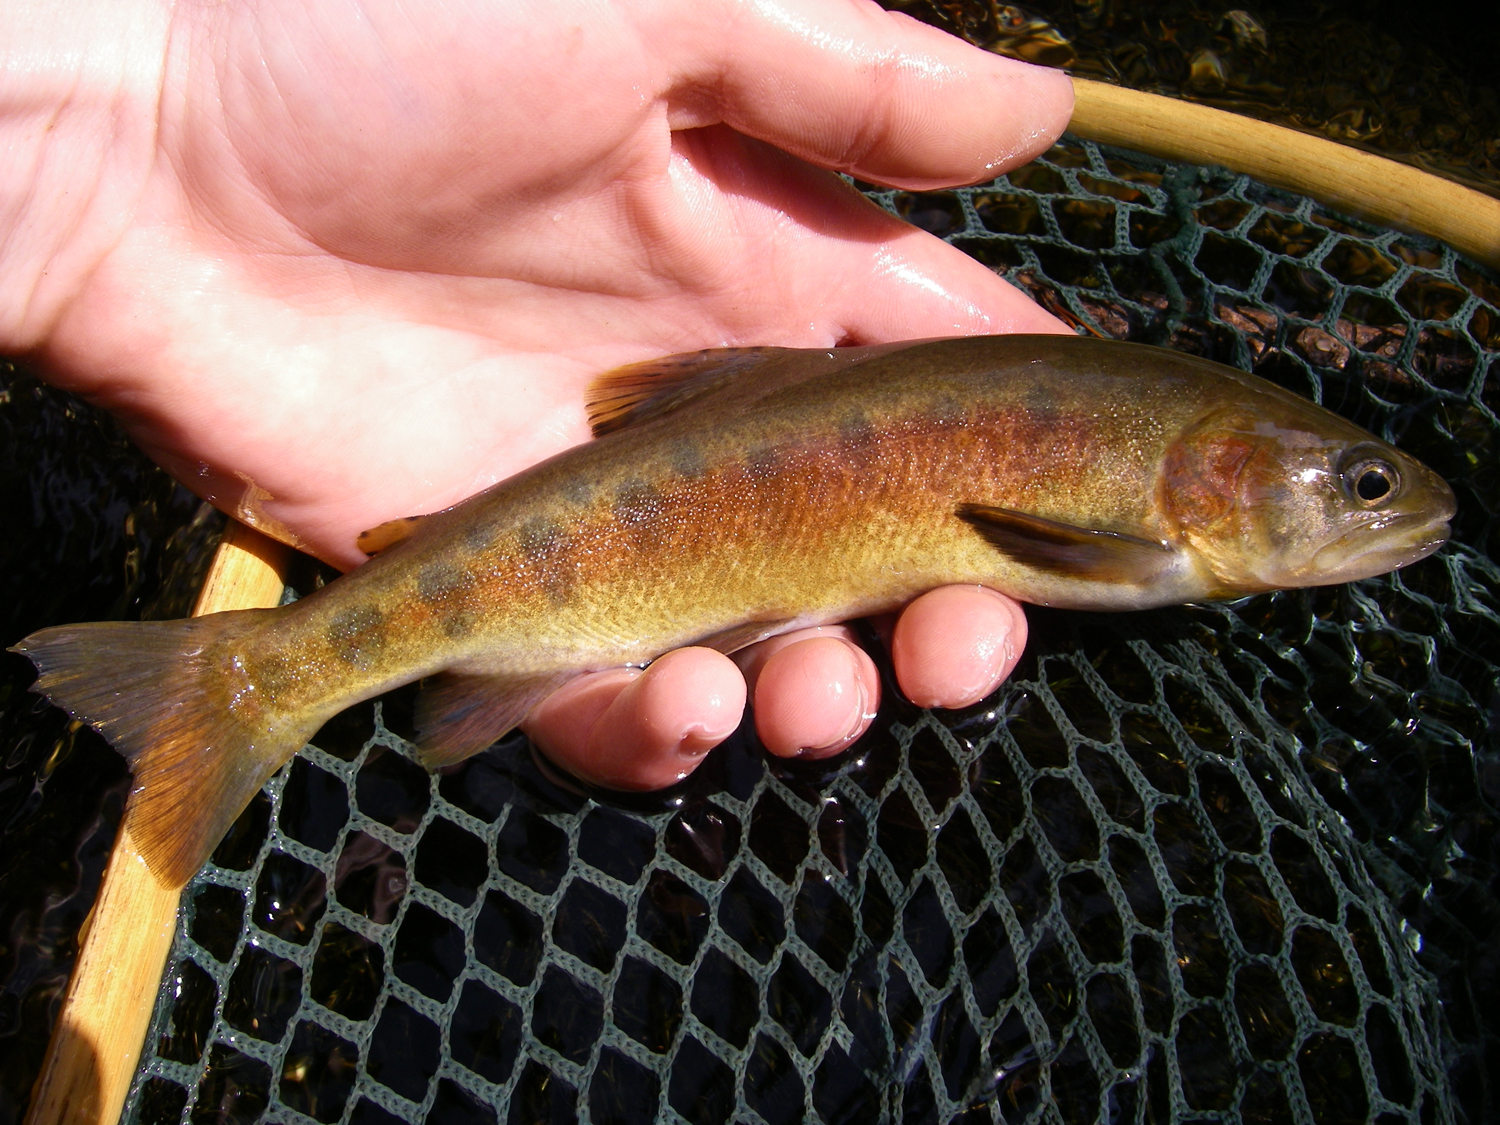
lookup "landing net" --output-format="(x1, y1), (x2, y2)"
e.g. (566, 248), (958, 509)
(123, 136), (1500, 1125)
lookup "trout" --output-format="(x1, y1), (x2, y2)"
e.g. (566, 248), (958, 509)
(13, 335), (1455, 887)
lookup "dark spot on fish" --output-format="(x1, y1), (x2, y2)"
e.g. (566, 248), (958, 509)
(667, 437), (706, 479)
(416, 561), (468, 604)
(464, 520), (498, 553)
(543, 563), (577, 608)
(328, 605), (385, 670)
(839, 408), (875, 446)
(929, 393), (966, 427)
(416, 561), (478, 638)
(613, 479), (660, 527)
(1020, 381), (1060, 413)
(562, 477), (594, 506)
(746, 444), (778, 477)
(518, 515), (563, 560)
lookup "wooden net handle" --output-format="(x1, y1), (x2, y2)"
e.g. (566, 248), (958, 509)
(25, 521), (291, 1125)
(1070, 77), (1500, 270)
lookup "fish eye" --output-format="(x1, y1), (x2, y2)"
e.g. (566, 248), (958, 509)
(1342, 457), (1400, 506)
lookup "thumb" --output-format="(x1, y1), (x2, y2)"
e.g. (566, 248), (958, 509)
(657, 0), (1073, 189)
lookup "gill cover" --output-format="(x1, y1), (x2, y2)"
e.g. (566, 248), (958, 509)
(1157, 407), (1293, 593)
(1161, 405), (1453, 591)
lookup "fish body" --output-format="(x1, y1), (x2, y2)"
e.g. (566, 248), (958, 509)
(14, 335), (1455, 886)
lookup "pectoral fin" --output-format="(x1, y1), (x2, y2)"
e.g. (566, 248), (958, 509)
(414, 670), (571, 767)
(957, 504), (1176, 584)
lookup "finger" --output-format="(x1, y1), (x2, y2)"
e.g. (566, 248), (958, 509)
(666, 0), (1074, 188)
(524, 648), (746, 790)
(891, 585), (1027, 708)
(738, 630), (880, 759)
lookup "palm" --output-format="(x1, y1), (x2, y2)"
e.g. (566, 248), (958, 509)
(34, 0), (1069, 785)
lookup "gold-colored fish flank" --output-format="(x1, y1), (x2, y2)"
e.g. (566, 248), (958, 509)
(12, 335), (1456, 886)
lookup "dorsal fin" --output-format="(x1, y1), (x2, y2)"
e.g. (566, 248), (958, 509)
(586, 340), (943, 437)
(357, 514), (427, 557)
(586, 347), (793, 437)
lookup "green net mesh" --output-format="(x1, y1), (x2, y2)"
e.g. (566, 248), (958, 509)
(120, 135), (1499, 1125)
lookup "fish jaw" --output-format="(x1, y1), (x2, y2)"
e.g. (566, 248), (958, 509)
(1247, 443), (1457, 588)
(1302, 503), (1454, 585)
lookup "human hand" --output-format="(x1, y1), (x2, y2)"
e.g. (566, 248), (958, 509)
(2, 0), (1070, 788)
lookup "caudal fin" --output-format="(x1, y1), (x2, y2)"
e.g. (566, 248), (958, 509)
(12, 610), (313, 888)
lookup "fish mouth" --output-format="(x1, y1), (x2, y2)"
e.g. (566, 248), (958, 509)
(1307, 510), (1453, 584)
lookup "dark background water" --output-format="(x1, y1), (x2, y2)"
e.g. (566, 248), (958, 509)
(1, 1), (1496, 1121)
(0, 366), (223, 1123)
(896, 0), (1500, 198)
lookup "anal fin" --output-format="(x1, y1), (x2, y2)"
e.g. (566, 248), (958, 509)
(414, 670), (570, 767)
(957, 504), (1176, 584)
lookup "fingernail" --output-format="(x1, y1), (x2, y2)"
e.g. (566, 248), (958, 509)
(798, 650), (869, 757)
(676, 733), (716, 761)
